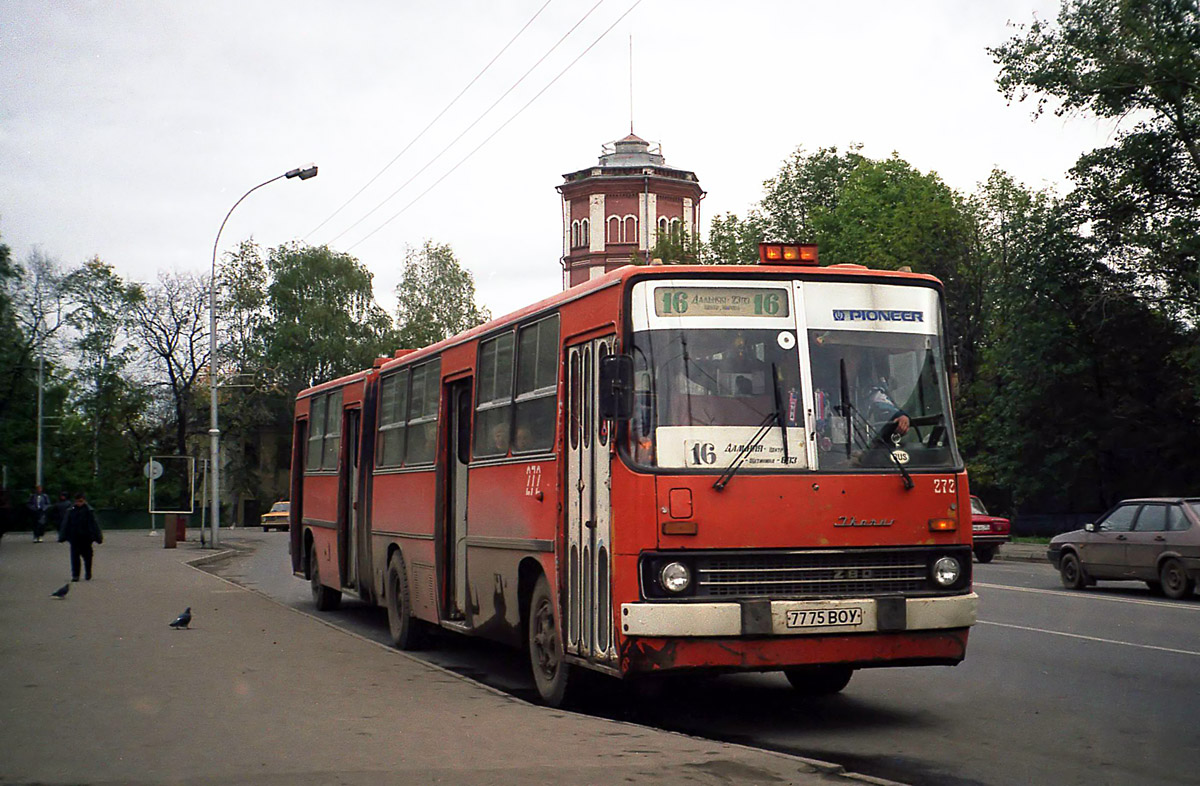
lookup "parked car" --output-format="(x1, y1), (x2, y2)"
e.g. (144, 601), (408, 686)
(970, 495), (1010, 563)
(1047, 498), (1200, 599)
(260, 501), (290, 532)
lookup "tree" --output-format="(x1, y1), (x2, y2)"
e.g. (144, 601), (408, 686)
(962, 175), (1200, 513)
(127, 271), (210, 457)
(394, 241), (490, 349)
(991, 0), (1200, 321)
(648, 226), (705, 265)
(62, 257), (146, 487)
(0, 232), (37, 490)
(263, 242), (394, 392)
(218, 238), (269, 379)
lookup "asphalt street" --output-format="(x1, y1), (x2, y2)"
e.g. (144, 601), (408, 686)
(217, 532), (1200, 786)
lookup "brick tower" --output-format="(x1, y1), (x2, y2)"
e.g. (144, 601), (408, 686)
(557, 132), (705, 288)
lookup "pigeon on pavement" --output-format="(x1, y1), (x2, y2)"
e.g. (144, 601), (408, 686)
(169, 607), (191, 629)
(50, 583), (69, 598)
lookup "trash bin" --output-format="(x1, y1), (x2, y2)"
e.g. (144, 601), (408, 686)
(175, 514), (188, 542)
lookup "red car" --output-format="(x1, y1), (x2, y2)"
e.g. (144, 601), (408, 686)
(971, 495), (1010, 563)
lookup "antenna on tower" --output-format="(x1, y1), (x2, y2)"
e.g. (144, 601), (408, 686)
(629, 34), (635, 134)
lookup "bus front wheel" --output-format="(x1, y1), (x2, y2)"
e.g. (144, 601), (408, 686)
(385, 551), (426, 650)
(310, 547), (341, 611)
(784, 665), (853, 696)
(528, 575), (573, 707)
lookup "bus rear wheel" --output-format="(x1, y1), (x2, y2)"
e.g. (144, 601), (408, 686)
(310, 547), (341, 611)
(784, 665), (854, 696)
(528, 575), (573, 707)
(385, 551), (426, 650)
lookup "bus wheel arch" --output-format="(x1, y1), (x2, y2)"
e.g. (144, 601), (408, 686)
(309, 537), (342, 611)
(303, 529), (316, 579)
(385, 547), (427, 650)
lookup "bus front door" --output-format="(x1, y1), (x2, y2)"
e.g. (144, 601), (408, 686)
(566, 337), (615, 665)
(446, 380), (471, 621)
(340, 408), (361, 591)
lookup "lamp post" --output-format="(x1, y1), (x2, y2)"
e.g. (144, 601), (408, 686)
(209, 164), (317, 547)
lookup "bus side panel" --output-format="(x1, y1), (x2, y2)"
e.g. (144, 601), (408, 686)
(463, 459), (558, 646)
(370, 470), (439, 618)
(308, 523), (340, 590)
(303, 472), (341, 586)
(607, 467), (661, 651)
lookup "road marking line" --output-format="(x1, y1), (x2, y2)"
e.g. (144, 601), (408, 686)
(976, 620), (1200, 657)
(975, 581), (1200, 611)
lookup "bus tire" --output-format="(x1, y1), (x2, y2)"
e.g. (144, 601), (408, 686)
(385, 551), (426, 650)
(528, 574), (573, 707)
(310, 546), (342, 611)
(784, 665), (853, 696)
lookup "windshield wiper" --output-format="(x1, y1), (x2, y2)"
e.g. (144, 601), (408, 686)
(885, 430), (915, 491)
(712, 410), (778, 492)
(771, 362), (790, 466)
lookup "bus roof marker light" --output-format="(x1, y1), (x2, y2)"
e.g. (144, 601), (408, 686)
(758, 242), (819, 266)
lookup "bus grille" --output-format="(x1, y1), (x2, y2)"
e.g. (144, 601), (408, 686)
(693, 549), (941, 599)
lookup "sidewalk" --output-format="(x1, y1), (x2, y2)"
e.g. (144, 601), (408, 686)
(0, 531), (905, 786)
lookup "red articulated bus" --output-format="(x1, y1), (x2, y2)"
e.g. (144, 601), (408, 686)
(291, 243), (978, 706)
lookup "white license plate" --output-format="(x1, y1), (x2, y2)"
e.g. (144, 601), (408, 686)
(972, 524), (988, 532)
(786, 607), (864, 629)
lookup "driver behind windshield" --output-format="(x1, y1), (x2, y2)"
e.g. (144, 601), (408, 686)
(812, 344), (909, 460)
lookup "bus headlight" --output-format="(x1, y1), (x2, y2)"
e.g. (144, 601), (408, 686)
(659, 561), (691, 594)
(932, 556), (962, 587)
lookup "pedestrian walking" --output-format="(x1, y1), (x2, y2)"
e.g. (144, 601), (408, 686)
(58, 492), (103, 581)
(26, 485), (51, 542)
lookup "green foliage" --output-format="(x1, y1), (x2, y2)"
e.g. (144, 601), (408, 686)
(992, 0), (1200, 322)
(61, 257), (147, 498)
(705, 212), (766, 265)
(263, 242), (395, 392)
(394, 241), (490, 348)
(648, 226), (705, 265)
(961, 175), (1200, 512)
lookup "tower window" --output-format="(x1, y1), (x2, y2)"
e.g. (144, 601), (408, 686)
(581, 218), (589, 247)
(623, 215), (637, 244)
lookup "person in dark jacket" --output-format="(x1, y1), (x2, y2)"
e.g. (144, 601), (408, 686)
(27, 485), (51, 542)
(58, 492), (103, 581)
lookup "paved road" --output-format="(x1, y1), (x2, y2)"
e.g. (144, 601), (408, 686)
(220, 532), (1200, 786)
(0, 531), (898, 786)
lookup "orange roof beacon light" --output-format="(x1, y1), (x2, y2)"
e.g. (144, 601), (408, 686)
(758, 242), (819, 266)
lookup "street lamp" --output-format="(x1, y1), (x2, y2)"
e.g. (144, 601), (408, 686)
(209, 164), (318, 547)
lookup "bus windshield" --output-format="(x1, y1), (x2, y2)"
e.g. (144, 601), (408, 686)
(627, 296), (958, 472)
(808, 328), (956, 470)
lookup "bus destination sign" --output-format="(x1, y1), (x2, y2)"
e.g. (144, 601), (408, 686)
(655, 287), (790, 318)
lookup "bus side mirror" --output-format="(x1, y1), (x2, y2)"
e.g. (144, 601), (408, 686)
(599, 354), (634, 420)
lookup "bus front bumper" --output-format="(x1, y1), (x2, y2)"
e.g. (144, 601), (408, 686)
(620, 592), (977, 638)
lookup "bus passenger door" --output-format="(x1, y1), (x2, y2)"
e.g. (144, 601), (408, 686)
(340, 408), (361, 590)
(446, 380), (471, 620)
(566, 337), (616, 665)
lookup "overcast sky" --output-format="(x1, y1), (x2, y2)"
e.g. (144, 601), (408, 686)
(1, 1), (1120, 318)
